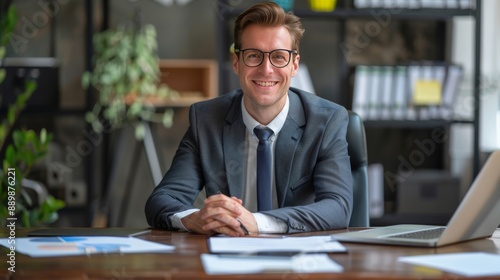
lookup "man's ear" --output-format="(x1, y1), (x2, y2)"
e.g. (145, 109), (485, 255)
(232, 53), (239, 75)
(291, 54), (300, 77)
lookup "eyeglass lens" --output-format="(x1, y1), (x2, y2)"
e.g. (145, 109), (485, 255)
(241, 49), (292, 68)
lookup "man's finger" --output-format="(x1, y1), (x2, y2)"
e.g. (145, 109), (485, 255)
(202, 201), (242, 218)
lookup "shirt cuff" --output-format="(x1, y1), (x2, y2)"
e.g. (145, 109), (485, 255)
(170, 209), (199, 231)
(253, 213), (287, 233)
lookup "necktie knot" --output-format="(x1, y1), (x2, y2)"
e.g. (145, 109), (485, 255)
(254, 127), (273, 142)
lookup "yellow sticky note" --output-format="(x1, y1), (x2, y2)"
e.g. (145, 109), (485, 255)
(413, 80), (442, 105)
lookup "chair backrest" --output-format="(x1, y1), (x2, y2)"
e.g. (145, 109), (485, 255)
(346, 110), (369, 227)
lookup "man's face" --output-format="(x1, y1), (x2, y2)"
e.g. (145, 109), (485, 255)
(233, 24), (300, 116)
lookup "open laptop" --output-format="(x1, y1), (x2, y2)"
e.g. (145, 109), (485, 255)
(331, 150), (500, 247)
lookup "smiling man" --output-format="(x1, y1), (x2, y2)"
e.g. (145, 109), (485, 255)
(145, 2), (352, 237)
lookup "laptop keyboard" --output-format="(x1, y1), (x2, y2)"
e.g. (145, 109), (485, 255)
(387, 227), (446, 240)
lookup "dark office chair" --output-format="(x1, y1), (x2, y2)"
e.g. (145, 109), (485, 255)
(346, 110), (369, 227)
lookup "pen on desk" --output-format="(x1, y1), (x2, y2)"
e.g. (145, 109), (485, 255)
(237, 218), (250, 235)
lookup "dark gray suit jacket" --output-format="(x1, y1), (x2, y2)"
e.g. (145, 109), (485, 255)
(145, 87), (353, 233)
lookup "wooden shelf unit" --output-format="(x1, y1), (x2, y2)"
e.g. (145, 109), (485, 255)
(158, 59), (218, 107)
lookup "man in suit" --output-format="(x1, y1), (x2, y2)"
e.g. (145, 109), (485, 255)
(145, 2), (352, 236)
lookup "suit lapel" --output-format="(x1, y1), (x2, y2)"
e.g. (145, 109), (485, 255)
(275, 91), (305, 206)
(223, 93), (246, 199)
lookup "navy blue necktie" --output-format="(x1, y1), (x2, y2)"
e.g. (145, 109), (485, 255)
(254, 126), (273, 211)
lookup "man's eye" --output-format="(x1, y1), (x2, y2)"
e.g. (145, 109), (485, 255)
(246, 53), (261, 59)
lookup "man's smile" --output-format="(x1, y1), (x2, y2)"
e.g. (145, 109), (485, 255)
(253, 80), (278, 87)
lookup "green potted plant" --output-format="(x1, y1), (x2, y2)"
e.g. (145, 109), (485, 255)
(82, 23), (178, 140)
(0, 3), (65, 228)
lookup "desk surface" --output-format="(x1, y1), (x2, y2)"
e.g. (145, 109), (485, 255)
(2, 228), (500, 280)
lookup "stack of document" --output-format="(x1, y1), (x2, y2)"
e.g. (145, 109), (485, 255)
(0, 236), (174, 257)
(399, 252), (500, 277)
(203, 235), (346, 275)
(352, 63), (463, 121)
(208, 235), (347, 254)
(201, 253), (343, 275)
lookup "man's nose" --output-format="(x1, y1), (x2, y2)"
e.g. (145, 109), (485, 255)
(258, 54), (274, 72)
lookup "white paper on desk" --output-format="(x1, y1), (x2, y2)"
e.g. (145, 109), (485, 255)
(0, 236), (174, 257)
(399, 252), (500, 277)
(208, 235), (346, 254)
(201, 253), (343, 275)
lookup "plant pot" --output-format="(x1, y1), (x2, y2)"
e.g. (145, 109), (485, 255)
(309, 0), (337, 12)
(273, 0), (295, 11)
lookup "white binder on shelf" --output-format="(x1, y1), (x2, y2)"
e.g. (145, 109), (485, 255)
(383, 0), (398, 8)
(380, 66), (394, 120)
(421, 0), (434, 8)
(430, 64), (447, 119)
(354, 0), (371, 8)
(352, 65), (370, 120)
(440, 65), (463, 120)
(371, 0), (384, 8)
(396, 0), (409, 8)
(446, 0), (460, 8)
(417, 64), (432, 120)
(393, 66), (408, 120)
(419, 64), (446, 120)
(459, 0), (472, 9)
(368, 66), (382, 120)
(408, 0), (421, 9)
(406, 64), (420, 120)
(429, 0), (446, 8)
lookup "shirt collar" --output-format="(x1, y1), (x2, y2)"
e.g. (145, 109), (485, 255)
(241, 93), (289, 137)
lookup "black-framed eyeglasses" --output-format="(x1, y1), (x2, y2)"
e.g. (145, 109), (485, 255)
(235, 48), (298, 68)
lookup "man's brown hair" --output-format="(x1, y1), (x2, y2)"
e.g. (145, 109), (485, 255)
(234, 2), (304, 52)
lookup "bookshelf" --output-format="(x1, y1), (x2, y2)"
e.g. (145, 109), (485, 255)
(157, 59), (218, 107)
(215, 0), (482, 225)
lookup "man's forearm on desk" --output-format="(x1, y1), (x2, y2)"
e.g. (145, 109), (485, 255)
(251, 213), (288, 233)
(171, 209), (200, 231)
(171, 210), (286, 234)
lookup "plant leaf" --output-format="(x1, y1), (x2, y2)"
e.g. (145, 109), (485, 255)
(81, 71), (91, 88)
(40, 128), (47, 144)
(0, 69), (5, 84)
(162, 110), (174, 128)
(25, 80), (37, 94)
(7, 106), (16, 124)
(134, 123), (145, 140)
(5, 145), (16, 164)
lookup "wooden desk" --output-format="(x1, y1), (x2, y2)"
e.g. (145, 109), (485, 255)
(2, 228), (500, 279)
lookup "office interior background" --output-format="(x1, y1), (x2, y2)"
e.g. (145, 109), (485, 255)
(0, 0), (499, 228)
